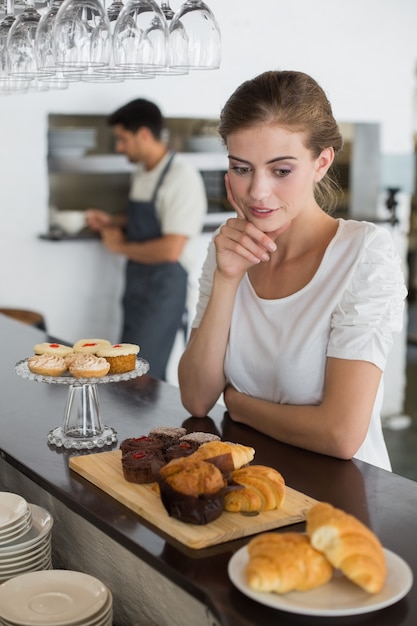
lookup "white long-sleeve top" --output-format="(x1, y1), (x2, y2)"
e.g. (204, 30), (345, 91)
(192, 219), (407, 470)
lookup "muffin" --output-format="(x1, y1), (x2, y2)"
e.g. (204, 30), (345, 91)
(73, 338), (111, 354)
(28, 354), (67, 377)
(119, 435), (163, 456)
(121, 449), (165, 484)
(148, 426), (187, 452)
(157, 456), (226, 524)
(67, 354), (110, 378)
(34, 342), (73, 357)
(96, 343), (139, 374)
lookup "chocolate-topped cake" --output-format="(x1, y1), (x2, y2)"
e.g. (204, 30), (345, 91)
(119, 435), (163, 456)
(179, 432), (221, 448)
(148, 426), (186, 451)
(165, 441), (195, 462)
(121, 449), (164, 484)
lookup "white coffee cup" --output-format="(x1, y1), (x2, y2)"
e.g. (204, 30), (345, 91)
(53, 211), (86, 235)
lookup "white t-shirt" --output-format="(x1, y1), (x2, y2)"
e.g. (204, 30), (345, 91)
(192, 219), (407, 470)
(129, 152), (207, 274)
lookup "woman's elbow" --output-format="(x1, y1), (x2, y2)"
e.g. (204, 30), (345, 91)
(180, 394), (214, 418)
(327, 431), (365, 461)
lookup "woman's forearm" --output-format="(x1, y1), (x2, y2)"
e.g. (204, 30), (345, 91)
(178, 270), (241, 416)
(224, 358), (381, 460)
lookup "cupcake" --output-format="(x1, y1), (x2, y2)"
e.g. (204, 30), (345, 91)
(119, 435), (163, 456)
(73, 338), (111, 354)
(121, 448), (165, 484)
(165, 441), (196, 462)
(34, 342), (73, 357)
(157, 456), (226, 525)
(96, 343), (139, 374)
(28, 354), (67, 377)
(67, 354), (110, 378)
(148, 426), (187, 452)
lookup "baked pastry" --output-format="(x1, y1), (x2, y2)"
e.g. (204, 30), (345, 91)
(33, 342), (73, 357)
(158, 456), (226, 524)
(224, 465), (286, 513)
(306, 502), (386, 593)
(73, 338), (111, 354)
(148, 426), (187, 451)
(119, 435), (163, 456)
(245, 532), (333, 593)
(27, 354), (67, 377)
(67, 354), (110, 378)
(192, 440), (255, 472)
(96, 343), (139, 374)
(121, 449), (165, 483)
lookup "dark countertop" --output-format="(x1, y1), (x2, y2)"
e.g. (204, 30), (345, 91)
(1, 313), (416, 626)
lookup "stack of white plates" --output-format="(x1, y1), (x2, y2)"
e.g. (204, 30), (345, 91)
(0, 499), (53, 583)
(0, 493), (32, 546)
(0, 570), (113, 626)
(48, 128), (97, 158)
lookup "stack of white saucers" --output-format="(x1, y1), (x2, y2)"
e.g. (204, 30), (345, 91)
(0, 570), (113, 626)
(0, 493), (32, 546)
(0, 495), (53, 583)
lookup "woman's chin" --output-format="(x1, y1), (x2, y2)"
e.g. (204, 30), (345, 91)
(261, 221), (291, 238)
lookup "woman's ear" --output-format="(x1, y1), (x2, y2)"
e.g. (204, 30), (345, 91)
(314, 147), (335, 182)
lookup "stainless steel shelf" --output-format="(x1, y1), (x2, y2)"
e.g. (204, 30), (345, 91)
(48, 152), (228, 174)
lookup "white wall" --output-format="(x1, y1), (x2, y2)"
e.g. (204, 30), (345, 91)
(1, 0), (416, 407)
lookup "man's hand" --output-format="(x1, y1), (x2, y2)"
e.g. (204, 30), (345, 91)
(101, 226), (126, 253)
(85, 209), (112, 232)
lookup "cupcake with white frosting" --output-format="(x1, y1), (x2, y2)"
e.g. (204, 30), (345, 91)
(96, 343), (139, 374)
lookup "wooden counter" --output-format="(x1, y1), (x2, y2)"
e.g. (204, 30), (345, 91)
(0, 313), (416, 626)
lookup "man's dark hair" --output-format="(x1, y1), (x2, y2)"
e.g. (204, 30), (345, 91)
(108, 99), (163, 140)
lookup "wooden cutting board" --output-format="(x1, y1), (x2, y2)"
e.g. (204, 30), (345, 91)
(69, 450), (317, 550)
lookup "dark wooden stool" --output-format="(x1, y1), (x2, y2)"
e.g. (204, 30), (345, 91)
(0, 308), (47, 331)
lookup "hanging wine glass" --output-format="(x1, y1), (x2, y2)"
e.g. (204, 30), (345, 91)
(35, 0), (81, 84)
(7, 0), (52, 79)
(89, 0), (156, 81)
(0, 0), (30, 93)
(169, 0), (221, 70)
(54, 0), (111, 72)
(113, 0), (168, 72)
(137, 1), (188, 76)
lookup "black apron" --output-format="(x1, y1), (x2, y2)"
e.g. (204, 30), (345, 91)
(121, 153), (188, 381)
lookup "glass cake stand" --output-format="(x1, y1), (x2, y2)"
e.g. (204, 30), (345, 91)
(15, 358), (150, 450)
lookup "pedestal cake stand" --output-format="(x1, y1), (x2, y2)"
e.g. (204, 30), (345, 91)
(15, 358), (150, 450)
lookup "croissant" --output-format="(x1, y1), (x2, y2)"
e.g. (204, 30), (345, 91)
(224, 465), (286, 513)
(306, 502), (386, 593)
(192, 440), (255, 470)
(245, 532), (333, 593)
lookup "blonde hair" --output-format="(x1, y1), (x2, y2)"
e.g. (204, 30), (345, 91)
(219, 70), (344, 213)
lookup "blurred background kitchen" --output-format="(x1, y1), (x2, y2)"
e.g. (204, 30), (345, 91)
(1, 0), (417, 478)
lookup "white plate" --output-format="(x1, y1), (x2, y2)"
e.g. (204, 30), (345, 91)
(0, 514), (32, 545)
(228, 546), (413, 617)
(0, 556), (52, 580)
(0, 570), (109, 625)
(0, 541), (51, 565)
(0, 546), (51, 570)
(0, 493), (28, 529)
(0, 504), (52, 555)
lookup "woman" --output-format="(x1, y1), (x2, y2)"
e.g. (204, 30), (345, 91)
(178, 70), (407, 470)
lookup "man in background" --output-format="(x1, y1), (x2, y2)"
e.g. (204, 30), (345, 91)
(87, 99), (207, 380)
